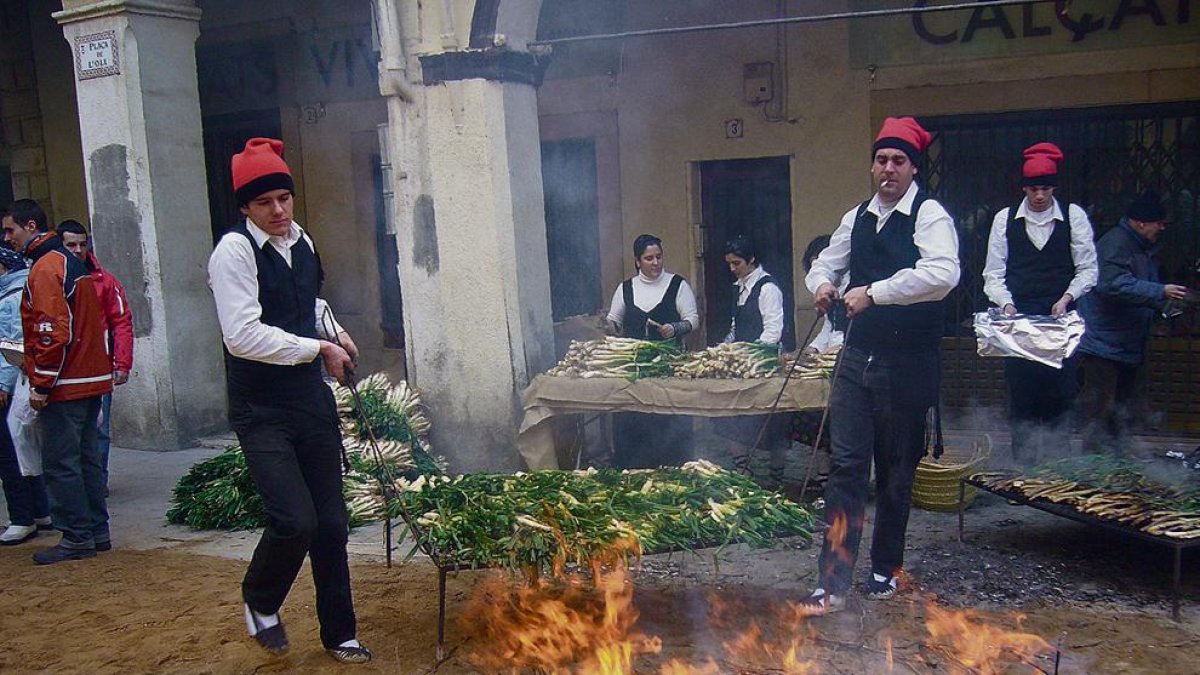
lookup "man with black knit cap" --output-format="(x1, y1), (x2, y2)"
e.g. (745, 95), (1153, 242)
(1078, 190), (1189, 456)
(800, 117), (960, 615)
(207, 138), (370, 663)
(982, 142), (1097, 464)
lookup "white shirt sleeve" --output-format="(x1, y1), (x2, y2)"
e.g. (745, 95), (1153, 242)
(757, 282), (784, 344)
(606, 284), (625, 326)
(675, 278), (700, 326)
(207, 234), (322, 365)
(982, 208), (1014, 308)
(1066, 204), (1099, 301)
(869, 200), (961, 305)
(314, 298), (344, 339)
(805, 208), (856, 294)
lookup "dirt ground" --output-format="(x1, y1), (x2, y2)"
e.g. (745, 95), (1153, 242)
(2, 491), (1196, 675)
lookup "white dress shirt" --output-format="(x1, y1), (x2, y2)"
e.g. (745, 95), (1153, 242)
(606, 271), (700, 328)
(208, 219), (344, 366)
(982, 197), (1098, 309)
(805, 181), (960, 305)
(726, 266), (784, 344)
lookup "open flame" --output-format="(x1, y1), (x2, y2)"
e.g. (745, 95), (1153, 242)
(461, 522), (1054, 674)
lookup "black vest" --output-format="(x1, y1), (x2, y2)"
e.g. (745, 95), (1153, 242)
(622, 275), (685, 345)
(732, 275), (781, 344)
(224, 226), (325, 404)
(846, 192), (945, 352)
(1004, 203), (1074, 315)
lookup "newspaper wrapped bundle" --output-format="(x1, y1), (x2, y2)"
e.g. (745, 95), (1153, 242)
(973, 308), (1085, 369)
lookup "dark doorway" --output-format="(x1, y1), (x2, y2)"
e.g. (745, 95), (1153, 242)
(700, 156), (795, 349)
(201, 109), (283, 242)
(372, 153), (404, 349)
(541, 138), (602, 321)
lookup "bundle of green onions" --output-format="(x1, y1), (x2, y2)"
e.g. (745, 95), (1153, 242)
(547, 337), (682, 379)
(167, 372), (441, 530)
(390, 459), (818, 573)
(781, 345), (840, 380)
(672, 341), (782, 379)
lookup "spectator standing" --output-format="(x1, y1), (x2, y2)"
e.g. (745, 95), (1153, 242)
(58, 220), (134, 489)
(1077, 190), (1190, 454)
(1, 199), (113, 564)
(0, 244), (50, 545)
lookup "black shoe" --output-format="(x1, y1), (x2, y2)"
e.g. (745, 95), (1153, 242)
(95, 541), (112, 552)
(326, 643), (372, 664)
(245, 605), (289, 656)
(863, 573), (899, 600)
(33, 544), (97, 565)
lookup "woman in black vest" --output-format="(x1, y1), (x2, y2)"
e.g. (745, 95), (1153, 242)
(712, 236), (789, 482)
(604, 234), (698, 468)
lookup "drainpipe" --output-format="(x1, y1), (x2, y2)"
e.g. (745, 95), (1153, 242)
(371, 0), (416, 102)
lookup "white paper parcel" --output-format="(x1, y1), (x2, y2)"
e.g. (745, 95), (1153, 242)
(973, 308), (1085, 369)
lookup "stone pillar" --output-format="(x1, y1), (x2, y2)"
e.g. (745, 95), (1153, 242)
(382, 47), (555, 472)
(55, 0), (225, 449)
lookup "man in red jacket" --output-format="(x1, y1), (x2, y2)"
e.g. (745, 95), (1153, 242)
(1, 199), (113, 565)
(58, 220), (134, 489)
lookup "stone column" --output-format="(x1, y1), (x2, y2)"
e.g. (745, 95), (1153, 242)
(382, 47), (555, 472)
(55, 0), (225, 449)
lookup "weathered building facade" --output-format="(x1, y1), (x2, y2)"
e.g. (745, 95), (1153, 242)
(0, 1), (1196, 470)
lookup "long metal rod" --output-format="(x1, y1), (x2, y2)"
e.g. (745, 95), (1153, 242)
(798, 319), (854, 502)
(531, 0), (1059, 47)
(743, 314), (824, 470)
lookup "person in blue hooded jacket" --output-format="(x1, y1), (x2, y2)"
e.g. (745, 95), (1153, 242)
(0, 243), (50, 545)
(1077, 190), (1190, 455)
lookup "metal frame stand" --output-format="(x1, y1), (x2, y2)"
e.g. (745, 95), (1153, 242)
(958, 477), (1195, 621)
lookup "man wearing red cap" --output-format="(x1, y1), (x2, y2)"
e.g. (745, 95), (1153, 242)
(207, 138), (370, 663)
(982, 142), (1097, 463)
(802, 116), (960, 614)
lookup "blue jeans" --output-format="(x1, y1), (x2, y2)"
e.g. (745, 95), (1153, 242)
(0, 407), (49, 526)
(98, 392), (112, 487)
(817, 346), (938, 594)
(40, 397), (108, 549)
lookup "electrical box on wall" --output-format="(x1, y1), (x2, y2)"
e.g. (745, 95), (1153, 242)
(743, 62), (774, 105)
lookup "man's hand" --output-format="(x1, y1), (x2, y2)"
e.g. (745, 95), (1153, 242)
(814, 283), (839, 314)
(335, 331), (359, 365)
(319, 340), (355, 384)
(113, 369), (129, 386)
(29, 389), (48, 411)
(1051, 293), (1073, 318)
(843, 285), (874, 318)
(1164, 284), (1189, 301)
(1002, 304), (1017, 316)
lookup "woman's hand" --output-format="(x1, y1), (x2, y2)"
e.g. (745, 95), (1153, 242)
(647, 319), (675, 339)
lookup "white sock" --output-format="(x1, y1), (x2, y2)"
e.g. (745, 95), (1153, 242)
(337, 639), (361, 649)
(243, 604), (280, 636)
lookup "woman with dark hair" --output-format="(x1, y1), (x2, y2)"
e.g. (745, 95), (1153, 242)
(604, 234), (699, 468)
(714, 235), (789, 481)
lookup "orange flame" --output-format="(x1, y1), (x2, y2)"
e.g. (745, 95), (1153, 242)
(923, 603), (1053, 674)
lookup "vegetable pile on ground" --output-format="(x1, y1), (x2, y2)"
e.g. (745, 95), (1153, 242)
(547, 337), (682, 379)
(971, 454), (1200, 539)
(390, 459), (818, 574)
(167, 373), (441, 530)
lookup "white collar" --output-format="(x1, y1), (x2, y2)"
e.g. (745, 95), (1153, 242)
(1015, 197), (1063, 224)
(736, 265), (767, 291)
(245, 218), (302, 249)
(636, 271), (670, 285)
(867, 180), (920, 217)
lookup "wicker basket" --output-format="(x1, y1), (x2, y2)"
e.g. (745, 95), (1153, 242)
(912, 437), (990, 512)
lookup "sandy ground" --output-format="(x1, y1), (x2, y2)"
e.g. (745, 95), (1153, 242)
(1, 433), (1197, 673)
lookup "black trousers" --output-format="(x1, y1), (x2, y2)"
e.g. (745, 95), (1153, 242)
(231, 386), (355, 648)
(1004, 356), (1078, 464)
(818, 346), (936, 594)
(0, 406), (48, 526)
(1079, 354), (1145, 456)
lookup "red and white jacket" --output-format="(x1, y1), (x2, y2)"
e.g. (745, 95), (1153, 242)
(85, 251), (134, 374)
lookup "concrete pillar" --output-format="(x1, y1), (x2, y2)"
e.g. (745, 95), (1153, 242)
(380, 42), (555, 472)
(55, 0), (225, 449)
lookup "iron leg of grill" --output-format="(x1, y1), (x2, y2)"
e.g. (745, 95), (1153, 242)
(437, 567), (448, 661)
(1172, 545), (1182, 622)
(957, 479), (966, 543)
